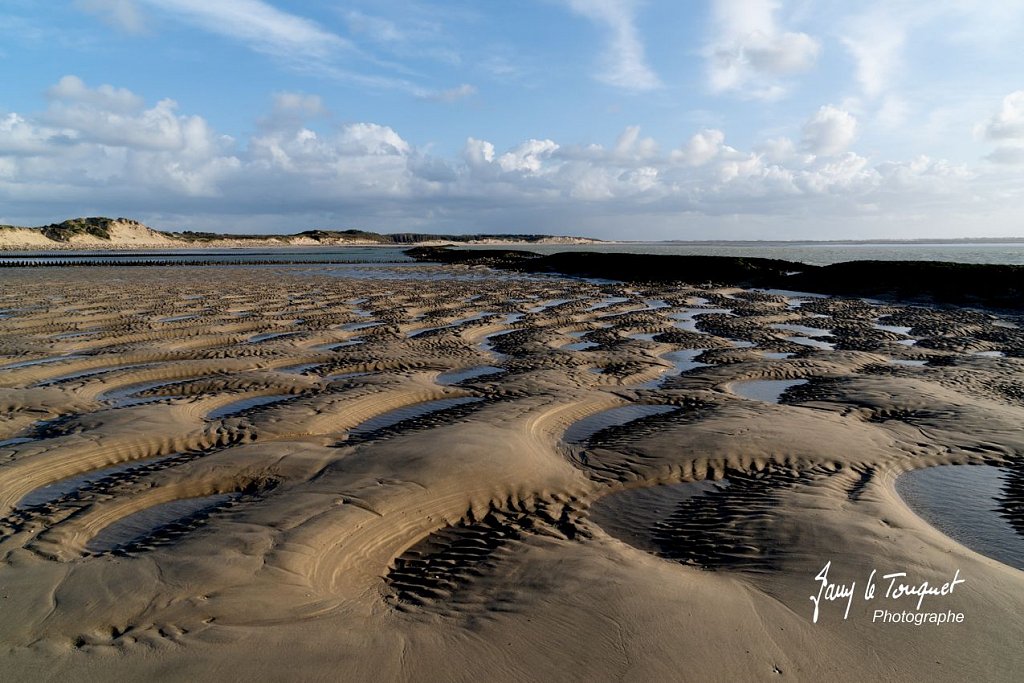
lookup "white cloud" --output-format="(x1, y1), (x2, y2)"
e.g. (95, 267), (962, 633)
(563, 0), (661, 91)
(801, 105), (858, 156)
(137, 0), (352, 61)
(978, 91), (1024, 165)
(497, 139), (560, 174)
(672, 129), (727, 166)
(755, 136), (797, 164)
(248, 123), (410, 186)
(40, 76), (220, 153)
(839, 7), (904, 100)
(463, 138), (496, 168)
(613, 125), (658, 160)
(979, 90), (1024, 141)
(706, 0), (820, 100)
(559, 163), (616, 201)
(876, 155), (973, 188)
(0, 113), (62, 156)
(339, 123), (410, 156)
(47, 75), (143, 111)
(2, 76), (237, 197)
(48, 97), (188, 150)
(798, 153), (870, 193)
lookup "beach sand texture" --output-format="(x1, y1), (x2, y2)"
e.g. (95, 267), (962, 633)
(0, 263), (1022, 681)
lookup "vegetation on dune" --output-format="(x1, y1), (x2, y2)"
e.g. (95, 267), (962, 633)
(173, 230), (285, 242)
(387, 232), (563, 244)
(295, 229), (392, 243)
(36, 217), (147, 242)
(41, 217), (112, 241)
(171, 228), (583, 244)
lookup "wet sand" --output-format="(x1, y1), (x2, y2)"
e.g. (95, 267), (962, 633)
(0, 263), (1022, 681)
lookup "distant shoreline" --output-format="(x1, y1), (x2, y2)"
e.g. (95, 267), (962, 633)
(631, 238), (1024, 246)
(6, 238), (1024, 254)
(3, 215), (1022, 252)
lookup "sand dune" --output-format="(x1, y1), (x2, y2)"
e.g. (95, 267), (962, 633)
(0, 264), (1022, 681)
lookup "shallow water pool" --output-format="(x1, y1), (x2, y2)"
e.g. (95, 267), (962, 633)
(896, 465), (1023, 571)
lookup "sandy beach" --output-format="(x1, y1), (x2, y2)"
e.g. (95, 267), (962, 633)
(0, 261), (1022, 681)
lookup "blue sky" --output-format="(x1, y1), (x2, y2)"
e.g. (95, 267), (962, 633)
(2, 1), (1024, 239)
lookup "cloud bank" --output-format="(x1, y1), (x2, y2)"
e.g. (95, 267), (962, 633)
(1, 76), (1021, 238)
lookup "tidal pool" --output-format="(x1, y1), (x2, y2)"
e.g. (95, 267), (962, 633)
(731, 379), (808, 403)
(563, 405), (676, 443)
(896, 464), (1023, 571)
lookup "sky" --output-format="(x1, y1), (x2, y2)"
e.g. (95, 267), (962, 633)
(2, 1), (1024, 240)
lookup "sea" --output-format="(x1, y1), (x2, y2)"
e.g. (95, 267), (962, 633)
(460, 241), (1024, 267)
(1, 241), (1024, 267)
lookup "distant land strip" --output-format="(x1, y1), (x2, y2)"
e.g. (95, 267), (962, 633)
(0, 259), (390, 268)
(406, 246), (1024, 311)
(0, 216), (597, 251)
